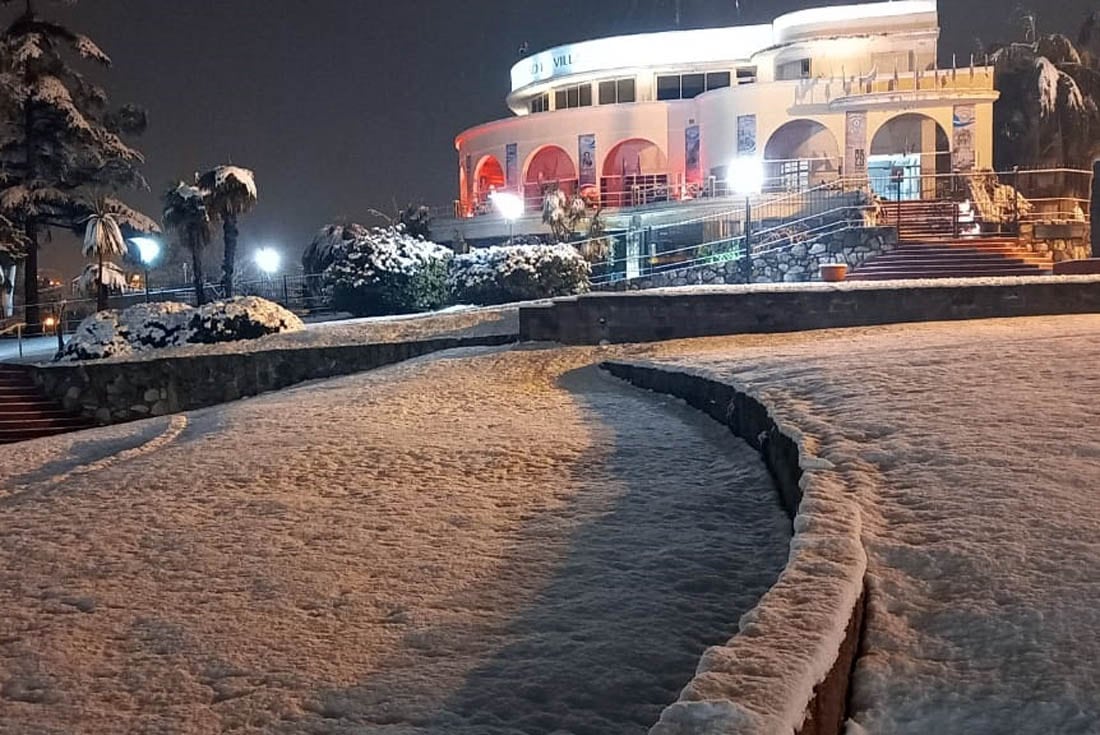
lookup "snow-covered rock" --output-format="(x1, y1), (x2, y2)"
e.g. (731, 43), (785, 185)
(57, 297), (304, 362)
(449, 244), (591, 305)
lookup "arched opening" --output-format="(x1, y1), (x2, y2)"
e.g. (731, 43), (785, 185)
(601, 139), (669, 208)
(869, 114), (951, 200)
(763, 120), (841, 192)
(524, 146), (577, 213)
(473, 155), (506, 214)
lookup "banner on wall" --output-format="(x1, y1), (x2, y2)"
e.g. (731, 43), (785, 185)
(578, 134), (597, 187)
(736, 115), (757, 156)
(953, 105), (976, 171)
(505, 143), (519, 190)
(845, 111), (868, 176)
(685, 125), (702, 184)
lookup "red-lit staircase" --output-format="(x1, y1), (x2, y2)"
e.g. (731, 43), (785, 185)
(0, 364), (94, 444)
(848, 237), (1053, 280)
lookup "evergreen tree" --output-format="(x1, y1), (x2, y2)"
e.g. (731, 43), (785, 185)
(0, 0), (156, 330)
(197, 166), (257, 298)
(162, 183), (212, 306)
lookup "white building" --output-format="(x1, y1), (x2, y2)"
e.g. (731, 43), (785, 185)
(452, 0), (997, 223)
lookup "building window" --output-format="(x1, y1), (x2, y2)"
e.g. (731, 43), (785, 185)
(529, 93), (550, 114)
(554, 84), (592, 110)
(600, 78), (637, 105)
(736, 67), (757, 85)
(657, 75), (681, 101)
(776, 58), (812, 81)
(706, 71), (731, 91)
(681, 73), (705, 99)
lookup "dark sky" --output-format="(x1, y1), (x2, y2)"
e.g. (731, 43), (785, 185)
(26, 0), (1095, 279)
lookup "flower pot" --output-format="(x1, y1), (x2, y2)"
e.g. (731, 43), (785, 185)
(820, 263), (848, 282)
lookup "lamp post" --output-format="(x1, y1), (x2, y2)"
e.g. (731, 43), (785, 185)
(490, 191), (524, 245)
(254, 247), (282, 301)
(130, 237), (161, 303)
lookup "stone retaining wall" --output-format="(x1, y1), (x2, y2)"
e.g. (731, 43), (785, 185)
(602, 362), (866, 735)
(1019, 222), (1091, 263)
(603, 227), (898, 291)
(28, 334), (516, 425)
(521, 277), (1100, 345)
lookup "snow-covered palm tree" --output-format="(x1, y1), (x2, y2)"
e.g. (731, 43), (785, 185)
(163, 183), (212, 306)
(197, 166), (257, 298)
(82, 205), (128, 310)
(76, 261), (128, 300)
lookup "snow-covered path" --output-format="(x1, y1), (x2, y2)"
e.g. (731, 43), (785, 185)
(0, 345), (789, 734)
(644, 316), (1100, 734)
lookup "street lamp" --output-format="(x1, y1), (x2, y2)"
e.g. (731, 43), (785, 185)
(130, 237), (161, 302)
(490, 191), (524, 245)
(728, 157), (765, 196)
(254, 247), (282, 276)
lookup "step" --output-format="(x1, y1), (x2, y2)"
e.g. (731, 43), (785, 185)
(0, 416), (92, 430)
(0, 408), (78, 421)
(0, 388), (42, 399)
(0, 426), (94, 444)
(849, 267), (1050, 277)
(0, 399), (70, 411)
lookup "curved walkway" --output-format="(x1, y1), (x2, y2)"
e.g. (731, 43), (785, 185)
(645, 315), (1100, 734)
(0, 345), (790, 734)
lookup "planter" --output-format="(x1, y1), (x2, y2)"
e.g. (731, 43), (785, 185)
(820, 263), (849, 282)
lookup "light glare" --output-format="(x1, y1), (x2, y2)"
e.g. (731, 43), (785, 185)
(729, 157), (765, 195)
(130, 237), (161, 265)
(254, 247), (282, 275)
(490, 192), (525, 221)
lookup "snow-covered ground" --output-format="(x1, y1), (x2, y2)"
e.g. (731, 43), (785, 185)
(0, 345), (790, 734)
(640, 315), (1100, 733)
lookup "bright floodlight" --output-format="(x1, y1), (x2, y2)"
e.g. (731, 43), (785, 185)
(728, 157), (765, 195)
(254, 247), (282, 275)
(490, 191), (524, 221)
(130, 237), (161, 265)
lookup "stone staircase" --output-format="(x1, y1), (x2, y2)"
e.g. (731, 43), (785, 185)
(850, 199), (1053, 280)
(848, 237), (1052, 280)
(0, 364), (94, 444)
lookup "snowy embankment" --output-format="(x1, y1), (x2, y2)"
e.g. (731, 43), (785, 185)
(50, 303), (519, 365)
(644, 316), (1100, 733)
(0, 345), (790, 734)
(602, 362), (866, 735)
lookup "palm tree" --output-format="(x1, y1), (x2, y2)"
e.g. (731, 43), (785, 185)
(163, 183), (212, 306)
(198, 166), (257, 298)
(81, 205), (128, 310)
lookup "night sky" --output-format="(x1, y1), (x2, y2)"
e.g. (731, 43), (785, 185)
(25, 0), (1095, 279)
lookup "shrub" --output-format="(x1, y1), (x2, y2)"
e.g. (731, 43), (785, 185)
(323, 226), (452, 316)
(57, 297), (304, 361)
(448, 244), (591, 305)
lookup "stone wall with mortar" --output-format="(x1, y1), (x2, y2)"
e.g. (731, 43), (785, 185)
(602, 361), (866, 735)
(28, 334), (516, 426)
(521, 277), (1100, 345)
(603, 227), (898, 291)
(1019, 222), (1091, 263)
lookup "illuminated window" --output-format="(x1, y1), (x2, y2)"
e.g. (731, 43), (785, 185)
(529, 93), (550, 114)
(554, 84), (592, 109)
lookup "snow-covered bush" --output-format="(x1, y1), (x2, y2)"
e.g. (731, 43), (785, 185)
(323, 226), (452, 316)
(448, 244), (591, 305)
(57, 297), (304, 361)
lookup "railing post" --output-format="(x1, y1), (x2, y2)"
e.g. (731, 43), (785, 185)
(742, 197), (754, 285)
(17, 323), (22, 359)
(1012, 166), (1020, 238)
(1091, 161), (1100, 258)
(282, 275), (289, 306)
(56, 302), (65, 355)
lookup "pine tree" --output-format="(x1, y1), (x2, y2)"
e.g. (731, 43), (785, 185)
(0, 0), (157, 330)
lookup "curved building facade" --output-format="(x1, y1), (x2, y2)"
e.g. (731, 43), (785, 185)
(454, 0), (997, 217)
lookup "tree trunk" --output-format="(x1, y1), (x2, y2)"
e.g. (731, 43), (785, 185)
(97, 251), (108, 311)
(191, 243), (207, 306)
(22, 224), (40, 334)
(221, 214), (239, 299)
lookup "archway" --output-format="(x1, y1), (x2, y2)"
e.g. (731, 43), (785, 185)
(869, 113), (951, 200)
(601, 139), (669, 208)
(473, 155), (506, 213)
(763, 120), (841, 192)
(524, 146), (577, 213)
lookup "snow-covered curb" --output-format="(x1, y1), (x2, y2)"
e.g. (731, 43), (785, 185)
(601, 362), (867, 735)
